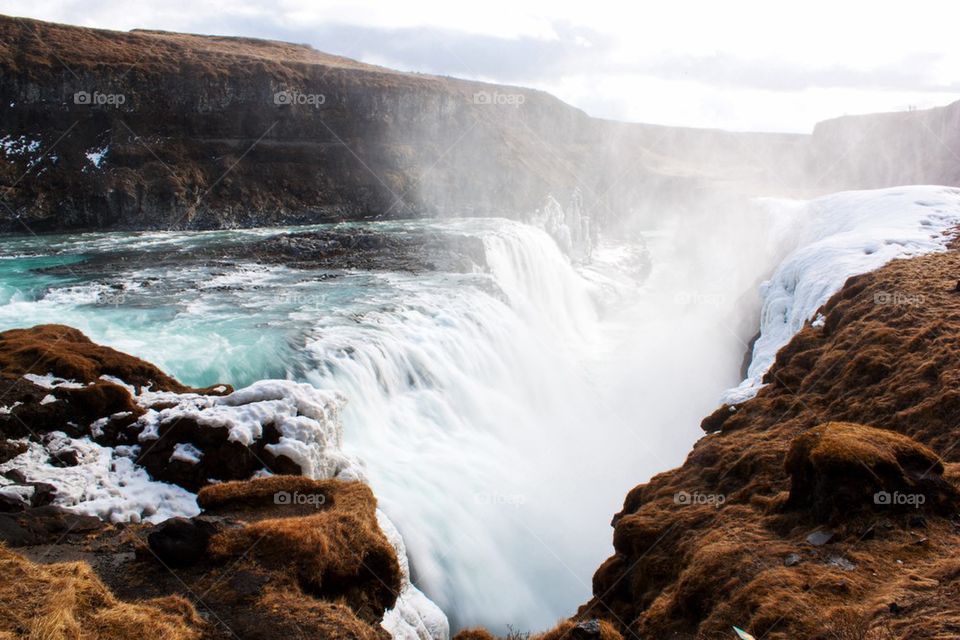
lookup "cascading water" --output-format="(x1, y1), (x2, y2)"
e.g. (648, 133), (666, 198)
(299, 220), (611, 629)
(0, 200), (809, 634)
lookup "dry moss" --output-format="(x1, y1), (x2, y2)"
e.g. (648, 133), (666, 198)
(201, 477), (402, 622)
(0, 324), (185, 392)
(0, 544), (204, 639)
(785, 421), (957, 520)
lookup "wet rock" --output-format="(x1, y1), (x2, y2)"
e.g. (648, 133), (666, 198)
(0, 441), (26, 464)
(28, 483), (56, 507)
(136, 419), (300, 492)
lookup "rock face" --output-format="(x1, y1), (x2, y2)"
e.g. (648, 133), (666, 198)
(810, 101), (960, 191)
(0, 15), (805, 232)
(571, 241), (960, 639)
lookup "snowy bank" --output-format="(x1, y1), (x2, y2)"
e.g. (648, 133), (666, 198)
(723, 186), (960, 404)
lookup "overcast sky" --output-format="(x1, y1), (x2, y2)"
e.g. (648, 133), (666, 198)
(3, 0), (959, 132)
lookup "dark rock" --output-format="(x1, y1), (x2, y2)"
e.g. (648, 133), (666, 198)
(0, 491), (28, 513)
(3, 469), (27, 483)
(28, 483), (57, 507)
(0, 441), (27, 464)
(147, 517), (220, 567)
(49, 447), (82, 467)
(700, 404), (736, 433)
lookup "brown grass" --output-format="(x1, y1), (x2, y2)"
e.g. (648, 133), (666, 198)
(200, 477), (402, 621)
(0, 324), (186, 392)
(0, 544), (204, 639)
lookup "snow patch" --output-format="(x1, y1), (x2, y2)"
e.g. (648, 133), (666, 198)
(23, 373), (85, 389)
(170, 442), (204, 465)
(0, 434), (198, 523)
(0, 401), (22, 415)
(723, 186), (960, 404)
(85, 145), (109, 168)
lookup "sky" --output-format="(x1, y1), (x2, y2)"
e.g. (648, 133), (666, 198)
(2, 0), (959, 133)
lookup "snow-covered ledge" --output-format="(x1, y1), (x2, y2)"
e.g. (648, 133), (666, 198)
(723, 186), (960, 404)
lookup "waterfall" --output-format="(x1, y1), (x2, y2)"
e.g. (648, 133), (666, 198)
(300, 220), (606, 631)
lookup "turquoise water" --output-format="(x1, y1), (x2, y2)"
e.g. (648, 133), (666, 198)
(0, 222), (483, 387)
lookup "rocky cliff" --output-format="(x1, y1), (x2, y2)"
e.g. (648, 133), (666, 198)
(0, 15), (806, 232)
(810, 101), (960, 191)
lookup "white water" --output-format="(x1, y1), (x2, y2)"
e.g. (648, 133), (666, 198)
(0, 202), (813, 633)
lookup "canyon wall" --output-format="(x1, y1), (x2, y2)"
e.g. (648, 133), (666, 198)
(0, 15), (806, 232)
